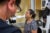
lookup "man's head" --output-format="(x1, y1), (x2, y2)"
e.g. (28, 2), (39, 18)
(0, 0), (21, 19)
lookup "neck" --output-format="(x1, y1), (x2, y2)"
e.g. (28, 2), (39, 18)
(0, 14), (7, 21)
(0, 10), (7, 21)
(27, 18), (33, 21)
(0, 5), (8, 21)
(26, 18), (33, 24)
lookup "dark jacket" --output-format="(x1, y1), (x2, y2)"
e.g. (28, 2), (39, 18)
(0, 19), (22, 33)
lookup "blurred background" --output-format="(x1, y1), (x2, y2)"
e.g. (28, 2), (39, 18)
(7, 0), (50, 33)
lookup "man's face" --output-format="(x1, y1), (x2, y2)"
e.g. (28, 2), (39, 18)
(7, 0), (17, 17)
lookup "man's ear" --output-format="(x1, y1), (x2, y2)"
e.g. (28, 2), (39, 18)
(8, 0), (15, 11)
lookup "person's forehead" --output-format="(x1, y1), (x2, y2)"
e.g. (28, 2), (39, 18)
(6, 0), (15, 2)
(9, 0), (16, 1)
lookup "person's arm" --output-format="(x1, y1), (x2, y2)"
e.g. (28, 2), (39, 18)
(32, 30), (37, 33)
(31, 21), (38, 33)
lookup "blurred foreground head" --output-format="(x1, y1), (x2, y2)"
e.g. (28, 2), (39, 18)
(0, 0), (21, 20)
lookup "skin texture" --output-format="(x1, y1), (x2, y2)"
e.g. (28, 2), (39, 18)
(0, 0), (22, 33)
(0, 0), (17, 20)
(25, 10), (32, 20)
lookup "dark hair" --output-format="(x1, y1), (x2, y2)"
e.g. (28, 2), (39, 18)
(0, 0), (21, 7)
(0, 0), (21, 11)
(15, 0), (21, 7)
(0, 0), (9, 4)
(28, 9), (36, 18)
(43, 16), (47, 19)
(15, 0), (21, 11)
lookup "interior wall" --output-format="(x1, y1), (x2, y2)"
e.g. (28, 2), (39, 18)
(15, 0), (31, 23)
(35, 0), (41, 20)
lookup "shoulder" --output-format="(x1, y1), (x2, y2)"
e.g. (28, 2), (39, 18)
(31, 20), (38, 30)
(31, 20), (37, 24)
(31, 20), (38, 28)
(12, 27), (22, 33)
(9, 25), (22, 33)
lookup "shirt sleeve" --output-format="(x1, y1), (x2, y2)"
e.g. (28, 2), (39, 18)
(31, 21), (38, 30)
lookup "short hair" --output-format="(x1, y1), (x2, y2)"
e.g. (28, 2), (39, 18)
(15, 0), (21, 11)
(0, 0), (9, 4)
(0, 0), (21, 7)
(0, 0), (21, 11)
(15, 0), (21, 7)
(28, 9), (36, 18)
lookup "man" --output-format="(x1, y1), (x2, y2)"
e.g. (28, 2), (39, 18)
(0, 0), (22, 33)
